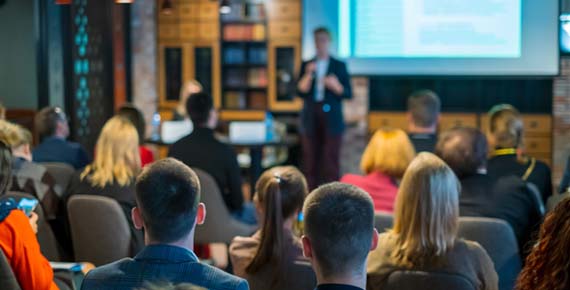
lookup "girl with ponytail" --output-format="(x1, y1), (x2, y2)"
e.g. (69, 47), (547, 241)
(229, 166), (315, 290)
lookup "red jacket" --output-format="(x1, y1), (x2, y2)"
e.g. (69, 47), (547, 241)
(341, 172), (399, 213)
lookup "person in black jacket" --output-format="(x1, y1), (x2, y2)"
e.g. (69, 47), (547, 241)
(436, 127), (543, 255)
(168, 92), (256, 225)
(297, 27), (352, 190)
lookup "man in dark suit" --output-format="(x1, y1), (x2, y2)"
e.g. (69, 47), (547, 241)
(406, 90), (441, 153)
(32, 107), (90, 169)
(435, 127), (543, 255)
(168, 92), (255, 225)
(302, 182), (378, 290)
(81, 158), (249, 290)
(297, 27), (352, 189)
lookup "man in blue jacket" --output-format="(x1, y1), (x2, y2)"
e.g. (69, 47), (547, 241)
(81, 158), (249, 290)
(297, 27), (352, 189)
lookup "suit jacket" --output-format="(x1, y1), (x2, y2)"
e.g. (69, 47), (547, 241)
(168, 127), (244, 212)
(81, 244), (249, 290)
(33, 137), (90, 169)
(297, 57), (352, 136)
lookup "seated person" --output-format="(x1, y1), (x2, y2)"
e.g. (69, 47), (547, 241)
(81, 158), (248, 290)
(341, 129), (415, 213)
(169, 92), (256, 225)
(557, 155), (570, 194)
(0, 102), (5, 120)
(0, 140), (59, 290)
(230, 166), (315, 290)
(173, 80), (203, 121)
(436, 127), (543, 253)
(516, 198), (570, 290)
(0, 120), (61, 220)
(302, 182), (378, 290)
(67, 116), (144, 253)
(32, 107), (90, 169)
(367, 153), (498, 290)
(117, 104), (155, 167)
(406, 90), (441, 153)
(486, 104), (552, 202)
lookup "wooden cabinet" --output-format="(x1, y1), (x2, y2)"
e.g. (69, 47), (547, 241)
(368, 112), (408, 133)
(268, 40), (302, 111)
(439, 113), (478, 132)
(267, 1), (301, 20)
(158, 41), (220, 109)
(268, 21), (301, 39)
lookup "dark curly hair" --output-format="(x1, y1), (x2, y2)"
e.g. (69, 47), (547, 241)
(516, 197), (570, 290)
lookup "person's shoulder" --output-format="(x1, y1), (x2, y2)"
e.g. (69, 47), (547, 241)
(229, 235), (259, 258)
(194, 262), (249, 290)
(533, 159), (551, 174)
(340, 173), (364, 184)
(81, 258), (135, 289)
(169, 135), (192, 153)
(455, 239), (488, 257)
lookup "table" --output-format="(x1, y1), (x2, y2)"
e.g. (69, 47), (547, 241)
(145, 135), (299, 196)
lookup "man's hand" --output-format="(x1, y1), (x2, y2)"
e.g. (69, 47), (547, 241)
(305, 62), (317, 76)
(29, 212), (38, 234)
(324, 74), (344, 96)
(298, 62), (317, 94)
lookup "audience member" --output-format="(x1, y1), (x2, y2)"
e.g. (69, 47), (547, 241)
(436, 127), (543, 253)
(0, 120), (61, 220)
(341, 129), (415, 213)
(67, 116), (144, 253)
(0, 140), (59, 290)
(406, 90), (441, 153)
(367, 153), (498, 290)
(516, 197), (570, 290)
(302, 182), (378, 290)
(230, 166), (315, 290)
(169, 92), (256, 225)
(33, 107), (90, 169)
(81, 158), (248, 290)
(486, 104), (552, 202)
(138, 283), (205, 290)
(173, 80), (203, 121)
(117, 104), (155, 167)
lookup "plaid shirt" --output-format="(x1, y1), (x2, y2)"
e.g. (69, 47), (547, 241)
(81, 245), (249, 290)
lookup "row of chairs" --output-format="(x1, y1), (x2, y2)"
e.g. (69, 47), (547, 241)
(375, 214), (521, 290)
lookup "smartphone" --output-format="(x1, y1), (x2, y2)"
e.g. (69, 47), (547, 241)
(17, 198), (39, 217)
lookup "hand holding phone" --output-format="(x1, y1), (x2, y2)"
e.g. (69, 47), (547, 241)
(17, 198), (39, 217)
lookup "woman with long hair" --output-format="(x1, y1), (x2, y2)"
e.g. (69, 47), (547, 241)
(367, 152), (498, 290)
(516, 197), (570, 290)
(341, 129), (415, 213)
(229, 166), (315, 290)
(67, 116), (143, 252)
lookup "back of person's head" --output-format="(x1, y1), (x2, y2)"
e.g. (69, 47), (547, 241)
(117, 104), (146, 145)
(82, 116), (141, 187)
(246, 166), (308, 284)
(186, 92), (213, 127)
(135, 158), (201, 243)
(313, 26), (332, 39)
(302, 182), (376, 278)
(360, 129), (416, 179)
(393, 152), (460, 266)
(435, 127), (488, 178)
(407, 90), (441, 128)
(0, 120), (32, 149)
(0, 141), (12, 194)
(178, 80), (203, 116)
(488, 104), (523, 149)
(35, 106), (67, 139)
(517, 197), (570, 290)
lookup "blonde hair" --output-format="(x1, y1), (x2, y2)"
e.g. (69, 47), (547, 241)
(176, 80), (203, 117)
(81, 116), (141, 187)
(392, 152), (460, 266)
(488, 104), (523, 149)
(360, 129), (416, 178)
(0, 120), (32, 148)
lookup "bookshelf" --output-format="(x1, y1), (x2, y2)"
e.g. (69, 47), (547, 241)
(156, 0), (303, 120)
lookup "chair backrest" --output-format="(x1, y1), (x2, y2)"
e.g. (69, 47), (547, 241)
(374, 214), (520, 290)
(458, 217), (522, 290)
(192, 168), (257, 244)
(67, 195), (131, 266)
(374, 212), (394, 233)
(546, 192), (570, 212)
(384, 270), (475, 290)
(4, 191), (61, 261)
(0, 249), (22, 290)
(40, 162), (75, 195)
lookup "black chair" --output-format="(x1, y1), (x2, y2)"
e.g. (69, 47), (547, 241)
(384, 270), (475, 290)
(0, 250), (21, 290)
(40, 162), (75, 195)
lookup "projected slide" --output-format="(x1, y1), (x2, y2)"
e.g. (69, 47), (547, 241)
(338, 0), (521, 58)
